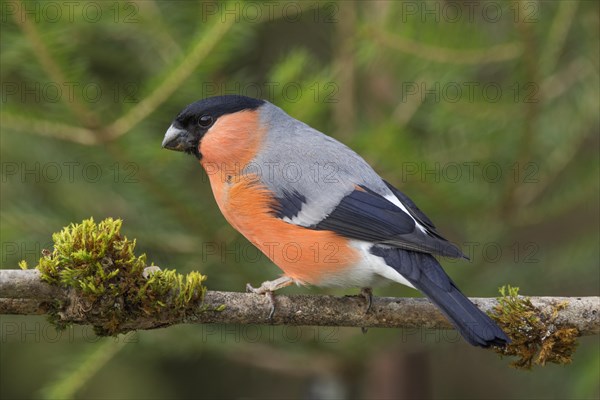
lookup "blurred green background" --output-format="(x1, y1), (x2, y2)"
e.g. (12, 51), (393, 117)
(1, 1), (598, 399)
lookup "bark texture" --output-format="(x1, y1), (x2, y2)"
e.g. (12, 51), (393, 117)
(1, 269), (598, 335)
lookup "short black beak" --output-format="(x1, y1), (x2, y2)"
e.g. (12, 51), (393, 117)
(162, 124), (189, 151)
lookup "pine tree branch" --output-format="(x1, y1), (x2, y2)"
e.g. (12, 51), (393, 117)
(1, 270), (598, 336)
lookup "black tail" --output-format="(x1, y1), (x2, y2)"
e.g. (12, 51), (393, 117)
(410, 272), (509, 347)
(371, 247), (509, 347)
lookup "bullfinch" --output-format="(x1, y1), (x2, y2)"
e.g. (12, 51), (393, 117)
(162, 95), (509, 347)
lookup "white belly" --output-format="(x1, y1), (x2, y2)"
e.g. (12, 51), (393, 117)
(315, 240), (416, 289)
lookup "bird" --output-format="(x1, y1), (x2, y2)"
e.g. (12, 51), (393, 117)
(162, 95), (509, 347)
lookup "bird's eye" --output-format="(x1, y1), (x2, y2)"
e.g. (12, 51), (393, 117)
(198, 115), (214, 128)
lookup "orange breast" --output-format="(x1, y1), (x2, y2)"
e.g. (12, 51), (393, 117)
(209, 175), (359, 284)
(198, 110), (359, 284)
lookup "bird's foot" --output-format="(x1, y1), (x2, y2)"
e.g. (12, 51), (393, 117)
(246, 276), (294, 320)
(360, 287), (373, 334)
(360, 287), (373, 314)
(342, 288), (373, 334)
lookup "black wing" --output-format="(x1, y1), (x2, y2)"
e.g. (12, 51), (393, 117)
(383, 180), (453, 242)
(271, 185), (465, 259)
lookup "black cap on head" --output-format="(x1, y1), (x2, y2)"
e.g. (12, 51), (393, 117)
(162, 95), (265, 159)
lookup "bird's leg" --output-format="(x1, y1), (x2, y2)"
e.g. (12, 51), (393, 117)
(246, 276), (294, 319)
(246, 276), (295, 294)
(343, 287), (374, 312)
(359, 287), (373, 334)
(361, 287), (373, 313)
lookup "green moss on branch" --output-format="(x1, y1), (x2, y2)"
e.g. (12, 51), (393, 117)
(35, 218), (207, 336)
(490, 286), (579, 369)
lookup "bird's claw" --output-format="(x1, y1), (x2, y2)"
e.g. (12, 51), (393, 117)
(246, 283), (257, 293)
(265, 291), (276, 320)
(246, 283), (276, 320)
(360, 287), (373, 334)
(246, 277), (294, 321)
(361, 287), (373, 314)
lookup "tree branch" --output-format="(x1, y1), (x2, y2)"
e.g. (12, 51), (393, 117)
(1, 270), (598, 336)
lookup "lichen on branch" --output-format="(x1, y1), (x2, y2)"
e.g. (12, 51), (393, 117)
(34, 218), (207, 335)
(489, 286), (579, 369)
